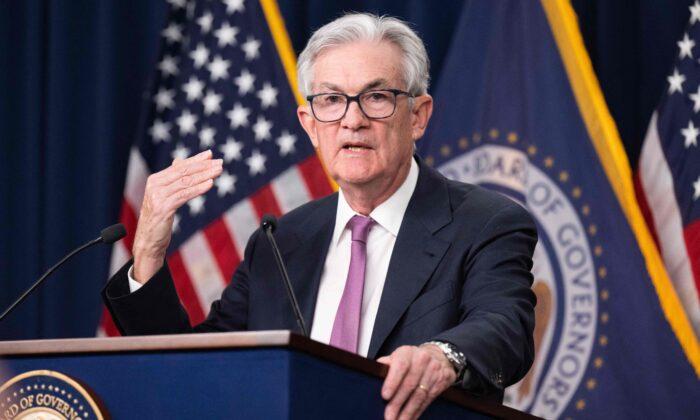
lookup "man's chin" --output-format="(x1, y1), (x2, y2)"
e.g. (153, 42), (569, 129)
(334, 172), (378, 189)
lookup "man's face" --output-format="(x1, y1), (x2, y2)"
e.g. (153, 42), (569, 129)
(298, 41), (432, 193)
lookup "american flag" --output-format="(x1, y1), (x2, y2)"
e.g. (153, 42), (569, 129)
(636, 1), (700, 339)
(98, 0), (333, 335)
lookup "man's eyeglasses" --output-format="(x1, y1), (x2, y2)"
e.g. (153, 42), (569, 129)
(306, 89), (414, 122)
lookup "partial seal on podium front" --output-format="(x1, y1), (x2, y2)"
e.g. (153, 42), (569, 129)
(0, 370), (105, 420)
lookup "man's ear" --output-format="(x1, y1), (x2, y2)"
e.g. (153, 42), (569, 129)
(297, 104), (319, 148)
(410, 94), (434, 141)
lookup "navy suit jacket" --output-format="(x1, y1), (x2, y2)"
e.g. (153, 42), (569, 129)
(103, 157), (537, 399)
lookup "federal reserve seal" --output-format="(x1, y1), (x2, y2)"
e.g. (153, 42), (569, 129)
(430, 130), (609, 419)
(0, 370), (105, 420)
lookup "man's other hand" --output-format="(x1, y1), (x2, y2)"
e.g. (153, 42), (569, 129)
(377, 344), (457, 420)
(132, 150), (223, 283)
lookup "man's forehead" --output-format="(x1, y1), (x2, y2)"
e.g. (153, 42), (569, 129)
(318, 78), (392, 92)
(311, 41), (404, 92)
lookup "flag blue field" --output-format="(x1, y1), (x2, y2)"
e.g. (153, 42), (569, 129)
(419, 0), (700, 418)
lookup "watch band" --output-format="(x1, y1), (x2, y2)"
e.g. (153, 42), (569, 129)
(424, 340), (467, 381)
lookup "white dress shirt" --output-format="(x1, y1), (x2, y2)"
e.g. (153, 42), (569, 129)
(129, 159), (419, 357)
(310, 158), (418, 356)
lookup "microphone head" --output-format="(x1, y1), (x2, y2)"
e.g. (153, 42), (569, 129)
(101, 223), (127, 244)
(261, 214), (278, 233)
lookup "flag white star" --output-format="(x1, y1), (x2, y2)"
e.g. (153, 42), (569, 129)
(694, 176), (700, 200)
(182, 76), (204, 101)
(246, 149), (267, 175)
(199, 126), (216, 148)
(691, 1), (700, 24)
(208, 55), (231, 81)
(276, 130), (297, 156)
(172, 143), (191, 161)
(149, 120), (171, 143)
(153, 88), (175, 111)
(202, 90), (223, 115)
(690, 86), (700, 113)
(668, 68), (686, 94)
(257, 83), (278, 109)
(158, 55), (179, 77)
(234, 69), (256, 95)
(215, 171), (237, 196)
(190, 43), (209, 68)
(241, 37), (261, 61)
(227, 103), (251, 128)
(172, 213), (181, 233)
(214, 23), (239, 47)
(678, 33), (695, 59)
(176, 110), (198, 135)
(223, 0), (245, 14)
(162, 23), (183, 44)
(682, 120), (699, 148)
(220, 137), (243, 162)
(252, 115), (273, 141)
(187, 196), (205, 215)
(197, 12), (213, 33)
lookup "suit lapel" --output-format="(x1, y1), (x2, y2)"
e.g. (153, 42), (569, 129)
(367, 160), (452, 358)
(278, 194), (337, 331)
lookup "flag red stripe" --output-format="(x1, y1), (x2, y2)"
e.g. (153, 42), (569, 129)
(203, 218), (241, 284)
(683, 220), (700, 300)
(168, 251), (206, 325)
(101, 307), (121, 337)
(634, 172), (661, 250)
(298, 155), (334, 199)
(250, 184), (283, 219)
(119, 198), (138, 253)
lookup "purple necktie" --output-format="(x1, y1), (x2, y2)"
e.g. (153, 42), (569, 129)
(330, 215), (374, 353)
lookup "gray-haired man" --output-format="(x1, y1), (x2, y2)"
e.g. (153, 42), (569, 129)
(104, 13), (537, 420)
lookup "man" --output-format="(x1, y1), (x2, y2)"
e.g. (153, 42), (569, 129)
(104, 13), (537, 420)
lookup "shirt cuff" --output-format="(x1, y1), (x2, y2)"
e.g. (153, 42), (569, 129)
(127, 264), (144, 293)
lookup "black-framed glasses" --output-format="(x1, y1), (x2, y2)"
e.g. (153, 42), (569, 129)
(306, 89), (414, 122)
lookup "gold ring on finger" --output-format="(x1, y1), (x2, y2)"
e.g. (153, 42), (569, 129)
(418, 384), (429, 392)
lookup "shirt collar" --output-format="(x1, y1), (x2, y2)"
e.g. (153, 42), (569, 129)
(333, 157), (419, 244)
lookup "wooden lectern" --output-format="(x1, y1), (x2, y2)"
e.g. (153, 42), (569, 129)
(0, 331), (534, 419)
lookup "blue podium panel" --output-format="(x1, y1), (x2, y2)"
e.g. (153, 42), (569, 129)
(0, 332), (522, 419)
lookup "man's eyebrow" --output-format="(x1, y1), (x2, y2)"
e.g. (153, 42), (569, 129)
(317, 79), (391, 93)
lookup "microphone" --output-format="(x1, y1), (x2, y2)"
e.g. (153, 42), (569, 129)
(0, 223), (127, 323)
(260, 214), (309, 337)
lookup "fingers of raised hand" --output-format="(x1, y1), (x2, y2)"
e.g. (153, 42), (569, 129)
(172, 149), (212, 167)
(144, 160), (222, 215)
(158, 157), (222, 187)
(168, 178), (215, 209)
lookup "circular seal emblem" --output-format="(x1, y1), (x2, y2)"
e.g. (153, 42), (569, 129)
(0, 370), (104, 420)
(433, 132), (608, 419)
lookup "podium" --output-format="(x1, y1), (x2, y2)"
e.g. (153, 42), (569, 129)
(0, 331), (532, 419)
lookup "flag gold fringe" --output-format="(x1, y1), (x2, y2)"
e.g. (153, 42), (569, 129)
(259, 0), (338, 191)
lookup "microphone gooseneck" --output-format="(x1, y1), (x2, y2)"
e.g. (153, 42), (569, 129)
(260, 214), (309, 337)
(0, 223), (127, 323)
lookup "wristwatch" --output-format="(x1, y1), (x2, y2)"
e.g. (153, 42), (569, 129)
(424, 341), (467, 381)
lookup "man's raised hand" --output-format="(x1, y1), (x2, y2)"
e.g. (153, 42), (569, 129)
(132, 150), (223, 283)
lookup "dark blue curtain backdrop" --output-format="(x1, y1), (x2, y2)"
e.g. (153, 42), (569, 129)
(0, 0), (693, 340)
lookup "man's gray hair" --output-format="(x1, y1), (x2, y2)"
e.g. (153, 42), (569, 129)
(297, 13), (430, 98)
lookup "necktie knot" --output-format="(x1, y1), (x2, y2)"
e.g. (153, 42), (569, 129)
(348, 215), (374, 244)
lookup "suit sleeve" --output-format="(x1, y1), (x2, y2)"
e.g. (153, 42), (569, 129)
(102, 230), (261, 335)
(431, 203), (537, 395)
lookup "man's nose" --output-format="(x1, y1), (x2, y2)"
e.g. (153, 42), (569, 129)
(341, 100), (369, 129)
